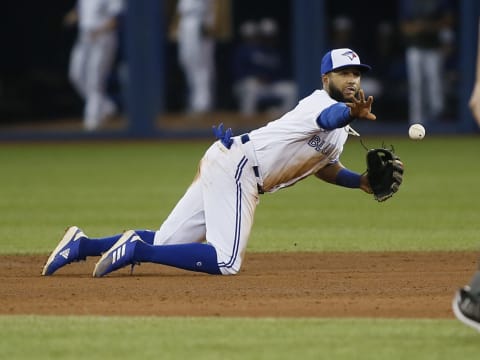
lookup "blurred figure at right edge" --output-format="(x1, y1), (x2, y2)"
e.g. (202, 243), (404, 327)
(64, 0), (124, 131)
(398, 0), (455, 125)
(451, 16), (480, 333)
(469, 18), (480, 128)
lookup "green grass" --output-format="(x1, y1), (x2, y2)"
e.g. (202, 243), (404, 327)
(1, 136), (479, 253)
(0, 316), (478, 360)
(0, 141), (207, 253)
(2, 136), (480, 359)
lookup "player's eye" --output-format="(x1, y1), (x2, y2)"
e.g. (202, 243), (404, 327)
(338, 69), (360, 77)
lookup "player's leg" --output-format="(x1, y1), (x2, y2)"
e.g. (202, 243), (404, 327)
(177, 22), (198, 112)
(130, 172), (225, 274)
(93, 167), (221, 277)
(83, 230), (155, 255)
(83, 32), (118, 130)
(423, 49), (444, 119)
(153, 176), (206, 246)
(68, 35), (88, 99)
(405, 47), (423, 124)
(238, 78), (263, 115)
(130, 150), (253, 275)
(41, 226), (156, 276)
(201, 141), (259, 275)
(93, 143), (258, 277)
(190, 38), (214, 112)
(453, 265), (480, 332)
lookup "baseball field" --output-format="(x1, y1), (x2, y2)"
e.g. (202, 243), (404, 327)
(1, 135), (479, 358)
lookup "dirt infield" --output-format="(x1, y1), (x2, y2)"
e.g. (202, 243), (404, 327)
(1, 252), (476, 318)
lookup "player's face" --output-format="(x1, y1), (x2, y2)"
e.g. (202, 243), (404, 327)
(324, 67), (362, 102)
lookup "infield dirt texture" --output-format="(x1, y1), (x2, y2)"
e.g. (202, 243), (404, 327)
(1, 251), (475, 317)
(1, 136), (478, 321)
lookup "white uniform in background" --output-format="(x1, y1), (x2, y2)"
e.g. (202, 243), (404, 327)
(234, 18), (297, 116)
(176, 0), (215, 114)
(68, 0), (124, 131)
(153, 89), (350, 274)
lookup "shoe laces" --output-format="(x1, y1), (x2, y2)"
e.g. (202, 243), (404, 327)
(129, 262), (141, 275)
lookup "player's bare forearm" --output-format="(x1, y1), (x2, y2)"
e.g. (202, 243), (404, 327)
(315, 162), (342, 184)
(469, 83), (480, 127)
(471, 21), (480, 127)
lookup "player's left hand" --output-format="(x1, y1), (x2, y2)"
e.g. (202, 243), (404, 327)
(359, 174), (373, 194)
(346, 89), (376, 121)
(366, 147), (404, 202)
(213, 123), (233, 149)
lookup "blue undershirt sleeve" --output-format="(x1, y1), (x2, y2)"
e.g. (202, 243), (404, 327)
(316, 103), (352, 130)
(335, 168), (361, 188)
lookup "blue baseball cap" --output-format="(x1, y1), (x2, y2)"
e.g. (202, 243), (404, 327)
(321, 48), (371, 75)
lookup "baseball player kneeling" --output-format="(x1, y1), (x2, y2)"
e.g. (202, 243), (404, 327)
(42, 48), (403, 277)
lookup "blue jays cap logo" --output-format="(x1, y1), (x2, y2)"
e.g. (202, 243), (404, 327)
(320, 48), (371, 75)
(342, 50), (358, 61)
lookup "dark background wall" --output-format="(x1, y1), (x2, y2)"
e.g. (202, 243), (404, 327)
(0, 0), (462, 128)
(0, 1), (80, 122)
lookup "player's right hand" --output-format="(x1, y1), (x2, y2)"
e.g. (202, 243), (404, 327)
(469, 82), (480, 127)
(346, 89), (376, 121)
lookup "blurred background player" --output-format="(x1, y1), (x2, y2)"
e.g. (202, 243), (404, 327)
(452, 16), (480, 333)
(232, 18), (297, 116)
(169, 0), (230, 115)
(469, 18), (480, 128)
(398, 0), (455, 125)
(329, 15), (383, 104)
(64, 0), (124, 131)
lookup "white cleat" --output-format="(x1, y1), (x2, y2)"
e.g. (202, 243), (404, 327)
(92, 230), (142, 277)
(42, 226), (87, 276)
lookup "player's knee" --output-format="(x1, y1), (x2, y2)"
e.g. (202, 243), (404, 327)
(215, 248), (244, 275)
(219, 266), (240, 275)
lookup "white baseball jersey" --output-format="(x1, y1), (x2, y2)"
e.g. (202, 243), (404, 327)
(77, 0), (124, 31)
(249, 89), (349, 192)
(154, 88), (351, 275)
(177, 0), (215, 26)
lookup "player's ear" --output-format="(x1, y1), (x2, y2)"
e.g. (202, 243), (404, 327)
(321, 74), (329, 88)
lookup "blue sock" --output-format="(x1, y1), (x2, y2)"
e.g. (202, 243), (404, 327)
(135, 230), (155, 244)
(79, 234), (120, 257)
(79, 230), (156, 257)
(134, 242), (222, 275)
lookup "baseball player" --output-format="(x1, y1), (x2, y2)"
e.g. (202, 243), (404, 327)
(469, 18), (480, 127)
(43, 48), (384, 277)
(452, 17), (480, 332)
(65, 0), (124, 131)
(170, 0), (217, 114)
(399, 0), (454, 125)
(232, 18), (297, 116)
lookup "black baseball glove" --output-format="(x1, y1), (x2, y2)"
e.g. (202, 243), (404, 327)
(366, 147), (404, 202)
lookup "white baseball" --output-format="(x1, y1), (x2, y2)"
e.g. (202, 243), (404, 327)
(408, 124), (425, 140)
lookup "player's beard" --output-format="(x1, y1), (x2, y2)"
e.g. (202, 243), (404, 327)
(328, 82), (357, 103)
